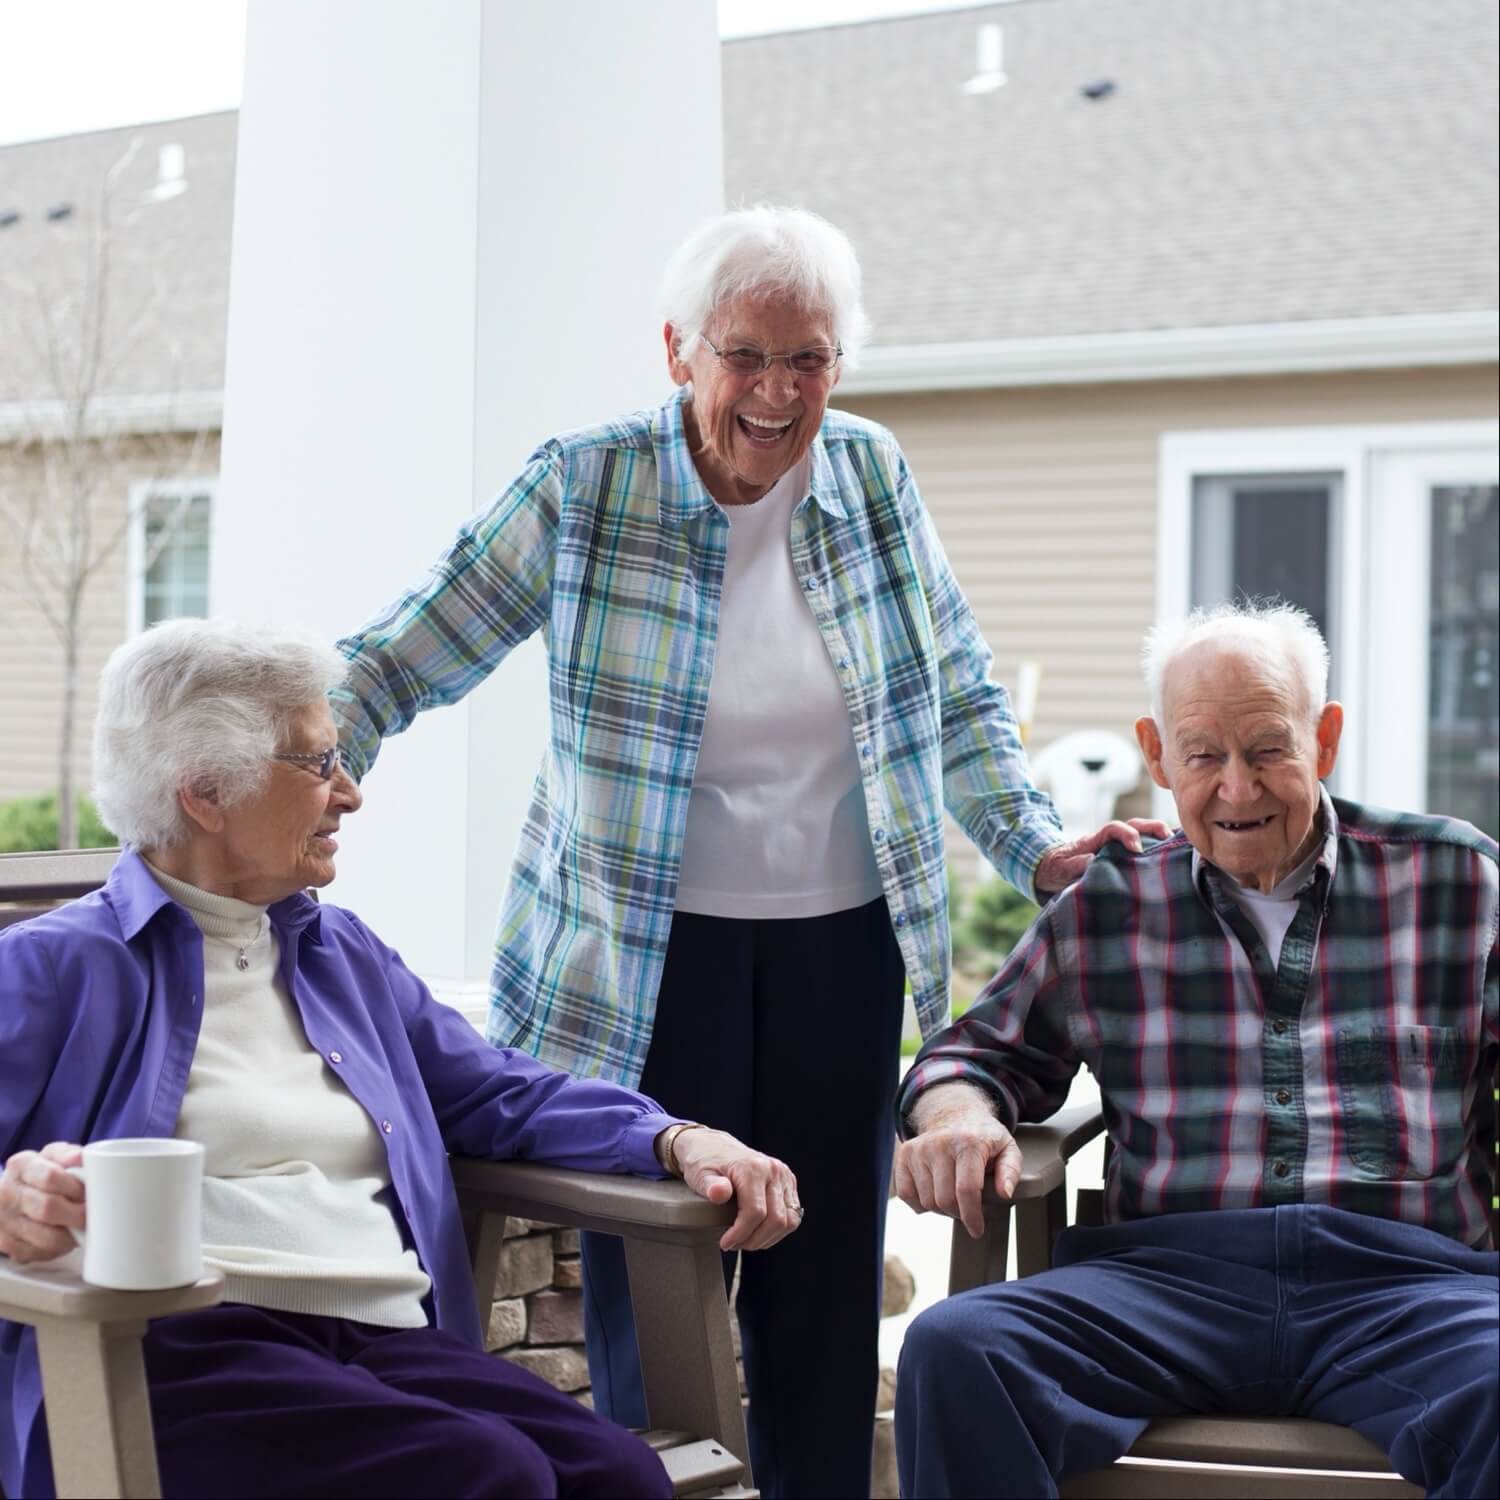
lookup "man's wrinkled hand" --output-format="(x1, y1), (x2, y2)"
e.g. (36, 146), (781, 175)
(673, 1129), (802, 1253)
(895, 1120), (1021, 1240)
(0, 1143), (85, 1264)
(1034, 816), (1174, 894)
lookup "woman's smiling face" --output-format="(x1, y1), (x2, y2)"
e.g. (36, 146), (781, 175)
(667, 292), (839, 507)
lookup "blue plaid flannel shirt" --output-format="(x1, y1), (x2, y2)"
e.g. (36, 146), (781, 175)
(333, 391), (1062, 1085)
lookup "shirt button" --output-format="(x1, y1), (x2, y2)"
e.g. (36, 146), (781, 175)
(381, 1120), (393, 1134)
(1273, 1160), (1289, 1178)
(861, 744), (873, 759)
(1275, 1088), (1291, 1105)
(329, 1050), (343, 1064)
(805, 577), (821, 591)
(894, 913), (907, 928)
(1272, 1019), (1288, 1035)
(838, 656), (850, 670)
(873, 828), (886, 843)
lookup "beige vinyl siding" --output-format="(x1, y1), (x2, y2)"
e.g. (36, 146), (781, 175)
(0, 431), (220, 810)
(838, 363), (1499, 872)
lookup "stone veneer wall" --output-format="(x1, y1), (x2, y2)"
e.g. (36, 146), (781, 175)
(484, 1215), (916, 1496)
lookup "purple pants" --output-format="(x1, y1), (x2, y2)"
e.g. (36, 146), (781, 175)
(123, 1303), (673, 1499)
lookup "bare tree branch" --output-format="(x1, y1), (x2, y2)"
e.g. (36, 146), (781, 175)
(0, 136), (209, 848)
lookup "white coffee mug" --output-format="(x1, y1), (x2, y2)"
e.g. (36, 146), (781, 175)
(67, 1138), (205, 1291)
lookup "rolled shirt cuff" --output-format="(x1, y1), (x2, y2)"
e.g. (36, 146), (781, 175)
(999, 817), (1066, 905)
(620, 1110), (688, 1178)
(895, 1058), (1021, 1140)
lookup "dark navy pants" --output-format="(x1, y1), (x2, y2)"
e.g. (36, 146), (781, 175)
(897, 1203), (1500, 1499)
(112, 1303), (673, 1498)
(581, 899), (908, 1499)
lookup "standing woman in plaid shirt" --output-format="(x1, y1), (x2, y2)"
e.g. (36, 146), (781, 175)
(331, 205), (1162, 1498)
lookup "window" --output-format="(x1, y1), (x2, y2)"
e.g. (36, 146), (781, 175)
(127, 479), (214, 634)
(1426, 483), (1499, 837)
(1190, 472), (1341, 685)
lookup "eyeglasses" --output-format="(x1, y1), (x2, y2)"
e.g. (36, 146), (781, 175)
(273, 747), (341, 780)
(700, 334), (842, 377)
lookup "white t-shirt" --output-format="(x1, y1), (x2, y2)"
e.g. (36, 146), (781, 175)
(674, 458), (883, 919)
(1207, 844), (1322, 971)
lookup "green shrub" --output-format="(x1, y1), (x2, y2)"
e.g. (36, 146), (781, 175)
(951, 876), (1039, 980)
(0, 792), (118, 853)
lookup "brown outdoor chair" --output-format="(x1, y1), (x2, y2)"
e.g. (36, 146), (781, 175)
(0, 848), (752, 1499)
(943, 1101), (1472, 1499)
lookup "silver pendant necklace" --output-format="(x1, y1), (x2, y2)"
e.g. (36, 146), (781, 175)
(206, 919), (264, 971)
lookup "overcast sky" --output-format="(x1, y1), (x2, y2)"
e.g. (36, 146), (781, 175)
(0, 0), (985, 147)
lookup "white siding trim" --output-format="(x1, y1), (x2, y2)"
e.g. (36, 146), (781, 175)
(838, 310), (1499, 395)
(0, 390), (223, 442)
(1154, 420), (1500, 819)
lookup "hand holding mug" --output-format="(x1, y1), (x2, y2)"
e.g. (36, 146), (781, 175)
(0, 1142), (85, 1264)
(1, 1137), (204, 1289)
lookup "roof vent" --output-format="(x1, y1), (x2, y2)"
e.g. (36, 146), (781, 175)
(0, 209), (19, 229)
(46, 202), (73, 221)
(960, 23), (1006, 95)
(144, 143), (188, 203)
(1079, 78), (1116, 100)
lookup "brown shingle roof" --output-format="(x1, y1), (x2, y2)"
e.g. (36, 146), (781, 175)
(0, 112), (236, 402)
(0, 0), (1494, 402)
(724, 0), (1500, 344)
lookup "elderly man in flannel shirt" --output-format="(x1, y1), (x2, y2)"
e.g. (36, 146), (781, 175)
(892, 600), (1499, 1500)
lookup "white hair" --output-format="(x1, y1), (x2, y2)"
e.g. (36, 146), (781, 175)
(93, 618), (349, 850)
(660, 204), (872, 368)
(1142, 600), (1330, 726)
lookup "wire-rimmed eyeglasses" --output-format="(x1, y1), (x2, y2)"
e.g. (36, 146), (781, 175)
(700, 334), (842, 377)
(273, 747), (341, 780)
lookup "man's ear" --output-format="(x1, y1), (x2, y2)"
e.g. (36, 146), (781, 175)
(1315, 700), (1344, 779)
(177, 782), (226, 835)
(1134, 716), (1171, 790)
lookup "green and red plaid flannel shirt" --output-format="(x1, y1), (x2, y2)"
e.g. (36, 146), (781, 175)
(900, 792), (1499, 1246)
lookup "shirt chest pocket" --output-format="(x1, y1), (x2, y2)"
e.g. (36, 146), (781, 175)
(1334, 1024), (1466, 1181)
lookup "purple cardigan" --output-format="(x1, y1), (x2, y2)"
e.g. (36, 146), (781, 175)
(0, 850), (677, 1498)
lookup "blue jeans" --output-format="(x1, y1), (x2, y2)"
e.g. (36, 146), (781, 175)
(897, 1203), (1499, 1499)
(581, 898), (907, 1499)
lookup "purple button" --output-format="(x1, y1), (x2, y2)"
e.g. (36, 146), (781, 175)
(381, 1120), (393, 1134)
(329, 1050), (343, 1064)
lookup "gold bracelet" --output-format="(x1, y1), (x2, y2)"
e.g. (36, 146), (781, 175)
(660, 1121), (708, 1177)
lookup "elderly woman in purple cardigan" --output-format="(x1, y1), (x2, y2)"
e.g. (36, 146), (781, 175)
(0, 618), (799, 1500)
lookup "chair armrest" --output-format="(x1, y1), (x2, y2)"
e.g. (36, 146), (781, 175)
(0, 1254), (224, 1327)
(451, 1159), (749, 1475)
(0, 848), (119, 904)
(447, 1159), (733, 1245)
(0, 1256), (223, 1499)
(1010, 1102), (1107, 1202)
(947, 1102), (1107, 1293)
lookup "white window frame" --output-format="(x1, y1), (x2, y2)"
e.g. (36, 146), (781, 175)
(126, 476), (217, 637)
(1155, 420), (1500, 820)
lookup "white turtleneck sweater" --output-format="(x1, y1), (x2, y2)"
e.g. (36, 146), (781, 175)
(147, 861), (431, 1327)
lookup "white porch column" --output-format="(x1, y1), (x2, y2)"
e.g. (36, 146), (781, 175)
(215, 0), (722, 984)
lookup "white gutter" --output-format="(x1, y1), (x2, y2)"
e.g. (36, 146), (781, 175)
(0, 388), (224, 441)
(0, 311), (1493, 430)
(836, 309), (1500, 395)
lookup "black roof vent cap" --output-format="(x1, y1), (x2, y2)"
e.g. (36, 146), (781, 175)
(1080, 79), (1116, 100)
(46, 202), (74, 221)
(0, 209), (19, 228)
